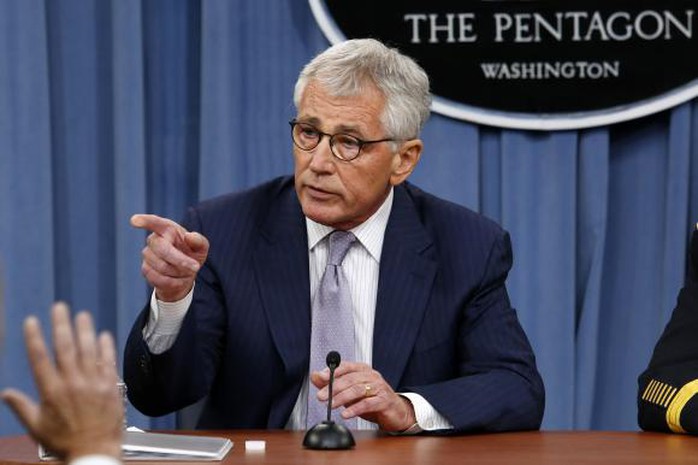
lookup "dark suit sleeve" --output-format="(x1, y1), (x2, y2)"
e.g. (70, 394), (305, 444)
(123, 206), (227, 417)
(406, 231), (545, 432)
(638, 229), (698, 433)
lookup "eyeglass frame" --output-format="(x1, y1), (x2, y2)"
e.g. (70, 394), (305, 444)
(289, 119), (398, 162)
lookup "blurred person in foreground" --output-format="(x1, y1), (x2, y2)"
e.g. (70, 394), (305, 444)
(2, 303), (123, 464)
(639, 223), (698, 433)
(124, 38), (544, 434)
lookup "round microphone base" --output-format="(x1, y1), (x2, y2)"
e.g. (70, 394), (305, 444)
(303, 421), (355, 450)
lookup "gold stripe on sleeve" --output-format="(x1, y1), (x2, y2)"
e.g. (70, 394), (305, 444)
(657, 385), (674, 407)
(642, 380), (654, 400)
(666, 379), (698, 433)
(641, 380), (653, 401)
(646, 380), (661, 402)
(656, 384), (669, 406)
(652, 383), (668, 404)
(663, 387), (678, 408)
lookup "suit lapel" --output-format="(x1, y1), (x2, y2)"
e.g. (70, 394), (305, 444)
(373, 185), (437, 388)
(253, 183), (310, 425)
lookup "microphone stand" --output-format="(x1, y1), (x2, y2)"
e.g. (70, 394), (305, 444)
(303, 352), (356, 450)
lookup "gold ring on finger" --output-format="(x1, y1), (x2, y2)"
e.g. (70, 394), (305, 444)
(364, 384), (375, 398)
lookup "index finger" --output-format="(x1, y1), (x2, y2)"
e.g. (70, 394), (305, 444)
(131, 214), (184, 237)
(311, 361), (369, 385)
(332, 361), (371, 377)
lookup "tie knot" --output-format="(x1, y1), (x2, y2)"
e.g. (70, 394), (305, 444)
(327, 231), (356, 266)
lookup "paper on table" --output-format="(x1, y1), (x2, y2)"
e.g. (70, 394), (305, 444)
(39, 431), (233, 461)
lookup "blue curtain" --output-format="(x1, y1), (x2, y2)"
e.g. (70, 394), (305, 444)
(1, 0), (697, 434)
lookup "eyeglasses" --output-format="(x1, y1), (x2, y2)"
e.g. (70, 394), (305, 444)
(289, 120), (396, 162)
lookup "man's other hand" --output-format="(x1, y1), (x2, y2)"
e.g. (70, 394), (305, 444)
(311, 361), (417, 432)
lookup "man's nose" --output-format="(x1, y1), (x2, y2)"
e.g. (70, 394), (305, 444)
(308, 136), (336, 171)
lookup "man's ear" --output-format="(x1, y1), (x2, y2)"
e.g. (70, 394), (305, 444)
(390, 139), (423, 186)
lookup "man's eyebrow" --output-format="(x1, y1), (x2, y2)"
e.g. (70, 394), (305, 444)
(295, 117), (368, 137)
(334, 123), (364, 135)
(295, 115), (320, 125)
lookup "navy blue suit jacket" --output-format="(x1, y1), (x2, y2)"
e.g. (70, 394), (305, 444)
(124, 176), (544, 433)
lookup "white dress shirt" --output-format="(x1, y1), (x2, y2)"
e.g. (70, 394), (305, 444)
(143, 188), (452, 432)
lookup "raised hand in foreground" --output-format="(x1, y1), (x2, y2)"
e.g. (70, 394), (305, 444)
(2, 302), (123, 462)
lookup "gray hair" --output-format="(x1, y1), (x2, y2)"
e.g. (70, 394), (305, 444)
(293, 38), (431, 140)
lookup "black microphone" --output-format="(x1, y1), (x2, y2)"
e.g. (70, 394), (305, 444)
(325, 351), (340, 422)
(326, 350), (341, 368)
(302, 351), (356, 450)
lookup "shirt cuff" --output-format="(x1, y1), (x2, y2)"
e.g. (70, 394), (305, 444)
(69, 454), (121, 465)
(142, 286), (194, 353)
(399, 392), (454, 433)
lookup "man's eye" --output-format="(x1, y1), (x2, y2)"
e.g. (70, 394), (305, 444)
(300, 126), (319, 138)
(336, 135), (360, 149)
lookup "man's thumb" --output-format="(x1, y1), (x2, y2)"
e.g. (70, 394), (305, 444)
(1, 389), (40, 433)
(184, 232), (209, 254)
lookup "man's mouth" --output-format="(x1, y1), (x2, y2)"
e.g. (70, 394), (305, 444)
(306, 185), (335, 197)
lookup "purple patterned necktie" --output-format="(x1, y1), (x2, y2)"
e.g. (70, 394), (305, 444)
(307, 230), (357, 429)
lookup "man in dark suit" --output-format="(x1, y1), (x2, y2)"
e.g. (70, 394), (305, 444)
(124, 38), (544, 434)
(639, 224), (698, 433)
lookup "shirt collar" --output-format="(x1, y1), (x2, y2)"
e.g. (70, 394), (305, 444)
(306, 188), (394, 263)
